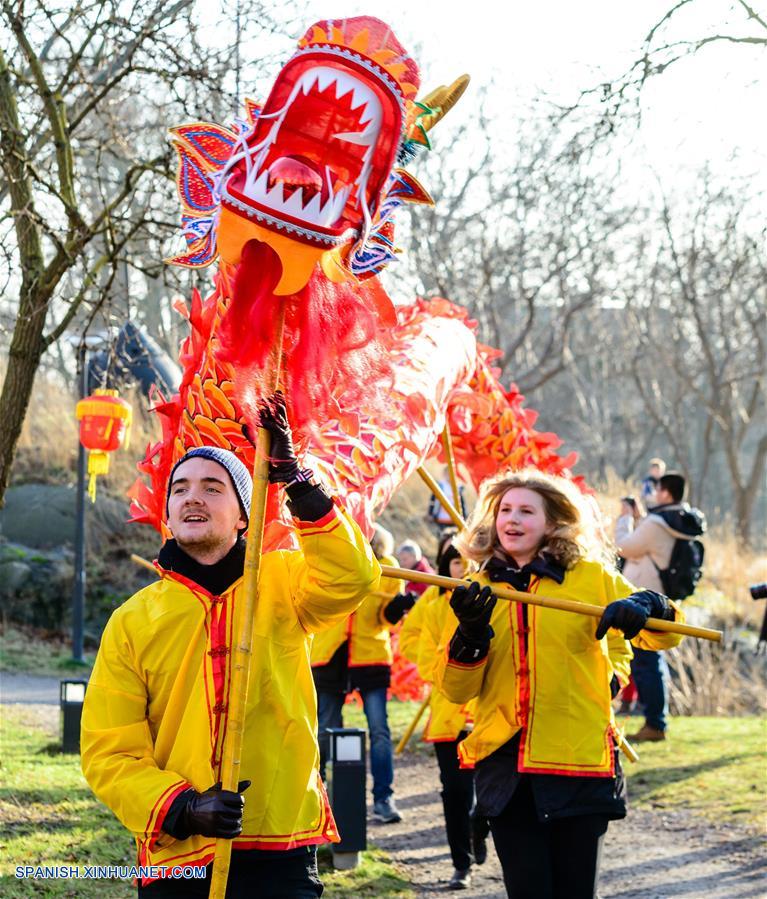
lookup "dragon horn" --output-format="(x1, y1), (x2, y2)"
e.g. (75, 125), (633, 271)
(412, 74), (470, 134)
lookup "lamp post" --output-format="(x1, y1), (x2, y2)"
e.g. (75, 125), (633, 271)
(71, 342), (88, 663)
(325, 727), (367, 870)
(60, 679), (87, 753)
(68, 333), (109, 663)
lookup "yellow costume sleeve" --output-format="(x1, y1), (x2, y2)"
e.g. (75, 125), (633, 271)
(416, 589), (451, 683)
(81, 608), (190, 845)
(289, 503), (381, 633)
(633, 600), (686, 650)
(433, 602), (487, 705)
(399, 585), (437, 664)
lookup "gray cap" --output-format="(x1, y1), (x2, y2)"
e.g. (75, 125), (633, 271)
(167, 447), (252, 522)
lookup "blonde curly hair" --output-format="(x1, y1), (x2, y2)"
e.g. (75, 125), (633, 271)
(455, 469), (611, 570)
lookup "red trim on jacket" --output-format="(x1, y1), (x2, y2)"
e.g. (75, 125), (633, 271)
(209, 594), (230, 770)
(142, 780), (190, 855)
(293, 506), (339, 532)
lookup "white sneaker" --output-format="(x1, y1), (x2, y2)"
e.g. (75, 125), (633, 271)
(372, 797), (402, 823)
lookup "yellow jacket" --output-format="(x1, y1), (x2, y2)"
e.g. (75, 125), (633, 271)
(400, 586), (474, 742)
(81, 505), (380, 876)
(397, 584), (430, 663)
(311, 555), (400, 668)
(435, 559), (684, 774)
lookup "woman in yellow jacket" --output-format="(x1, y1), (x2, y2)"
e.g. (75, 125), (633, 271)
(81, 395), (380, 898)
(434, 469), (685, 899)
(311, 524), (414, 824)
(400, 537), (483, 890)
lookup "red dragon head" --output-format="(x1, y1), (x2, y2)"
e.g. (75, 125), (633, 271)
(168, 16), (467, 293)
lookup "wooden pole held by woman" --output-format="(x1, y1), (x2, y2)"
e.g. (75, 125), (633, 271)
(379, 565), (722, 643)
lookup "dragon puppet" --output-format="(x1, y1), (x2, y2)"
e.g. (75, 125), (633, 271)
(128, 17), (582, 697)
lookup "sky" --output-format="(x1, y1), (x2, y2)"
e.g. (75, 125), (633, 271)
(225, 0), (767, 197)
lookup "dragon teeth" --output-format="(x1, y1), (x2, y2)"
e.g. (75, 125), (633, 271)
(316, 69), (336, 92)
(283, 186), (305, 215)
(301, 72), (318, 95)
(332, 71), (356, 101)
(242, 164), (348, 228)
(303, 191), (323, 219)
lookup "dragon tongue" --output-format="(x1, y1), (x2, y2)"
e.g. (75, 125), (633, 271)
(267, 156), (323, 193)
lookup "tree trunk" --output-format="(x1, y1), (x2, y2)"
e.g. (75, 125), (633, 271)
(0, 286), (47, 504)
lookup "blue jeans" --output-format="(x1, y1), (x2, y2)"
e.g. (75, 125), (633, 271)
(317, 687), (394, 802)
(631, 647), (669, 731)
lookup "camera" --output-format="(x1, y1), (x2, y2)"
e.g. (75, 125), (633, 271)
(750, 583), (767, 601)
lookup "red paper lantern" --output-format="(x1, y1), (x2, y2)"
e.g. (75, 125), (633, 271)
(75, 389), (132, 501)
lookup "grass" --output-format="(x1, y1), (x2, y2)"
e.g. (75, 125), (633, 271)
(620, 714), (766, 830)
(0, 707), (134, 898)
(318, 846), (413, 898)
(2, 702), (763, 896)
(0, 706), (413, 898)
(0, 626), (94, 678)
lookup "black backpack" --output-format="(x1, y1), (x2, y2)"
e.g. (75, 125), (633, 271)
(655, 538), (705, 600)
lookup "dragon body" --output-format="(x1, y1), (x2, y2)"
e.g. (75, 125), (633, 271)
(128, 17), (581, 697)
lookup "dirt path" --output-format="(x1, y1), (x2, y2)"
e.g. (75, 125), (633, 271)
(372, 751), (767, 898)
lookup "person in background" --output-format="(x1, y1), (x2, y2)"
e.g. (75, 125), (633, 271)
(640, 458), (666, 507)
(397, 539), (435, 596)
(401, 536), (486, 890)
(81, 393), (380, 897)
(616, 472), (706, 742)
(312, 524), (412, 824)
(428, 465), (468, 534)
(435, 469), (686, 899)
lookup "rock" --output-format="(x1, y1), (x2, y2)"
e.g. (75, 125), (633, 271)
(0, 539), (74, 628)
(0, 559), (32, 593)
(0, 483), (131, 551)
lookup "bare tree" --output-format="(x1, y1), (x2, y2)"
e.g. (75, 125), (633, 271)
(0, 0), (290, 503)
(569, 0), (767, 138)
(399, 105), (635, 394)
(627, 180), (766, 541)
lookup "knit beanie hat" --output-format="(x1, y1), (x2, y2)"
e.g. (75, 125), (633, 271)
(166, 447), (252, 522)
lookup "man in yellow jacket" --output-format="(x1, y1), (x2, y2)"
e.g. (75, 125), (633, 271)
(81, 393), (380, 898)
(310, 524), (412, 824)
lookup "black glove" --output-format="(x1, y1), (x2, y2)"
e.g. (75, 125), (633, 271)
(596, 590), (673, 640)
(164, 780), (250, 840)
(383, 592), (417, 625)
(256, 391), (305, 485)
(450, 581), (497, 642)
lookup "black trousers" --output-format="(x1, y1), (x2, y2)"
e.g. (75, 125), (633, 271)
(489, 778), (608, 899)
(434, 735), (475, 871)
(137, 847), (323, 898)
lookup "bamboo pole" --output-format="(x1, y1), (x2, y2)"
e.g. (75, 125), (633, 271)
(379, 565), (722, 643)
(128, 554), (647, 761)
(417, 466), (466, 530)
(440, 426), (461, 512)
(395, 691), (431, 755)
(616, 732), (640, 764)
(209, 305), (286, 899)
(130, 553), (155, 573)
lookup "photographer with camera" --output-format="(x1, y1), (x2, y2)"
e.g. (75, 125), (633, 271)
(616, 472), (706, 742)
